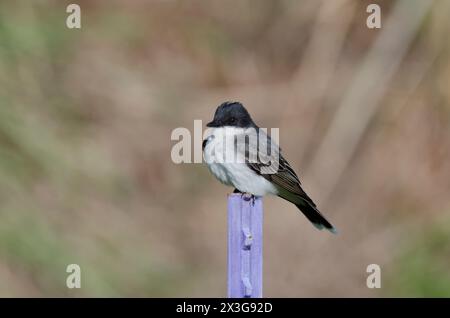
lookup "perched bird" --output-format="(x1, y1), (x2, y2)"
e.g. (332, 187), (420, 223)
(203, 101), (336, 234)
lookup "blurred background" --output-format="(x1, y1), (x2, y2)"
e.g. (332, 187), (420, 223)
(0, 0), (449, 297)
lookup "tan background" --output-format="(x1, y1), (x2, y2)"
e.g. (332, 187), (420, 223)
(0, 0), (449, 297)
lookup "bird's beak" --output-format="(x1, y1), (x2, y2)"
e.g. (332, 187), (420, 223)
(206, 120), (220, 127)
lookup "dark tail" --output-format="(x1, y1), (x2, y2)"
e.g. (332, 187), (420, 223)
(295, 201), (337, 234)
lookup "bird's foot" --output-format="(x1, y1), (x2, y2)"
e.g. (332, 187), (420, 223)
(233, 189), (256, 205)
(241, 192), (256, 206)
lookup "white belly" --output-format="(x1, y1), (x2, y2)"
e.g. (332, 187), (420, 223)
(203, 128), (278, 196)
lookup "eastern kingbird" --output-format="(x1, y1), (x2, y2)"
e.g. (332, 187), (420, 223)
(203, 101), (336, 234)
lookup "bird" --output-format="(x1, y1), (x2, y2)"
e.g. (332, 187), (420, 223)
(203, 101), (337, 234)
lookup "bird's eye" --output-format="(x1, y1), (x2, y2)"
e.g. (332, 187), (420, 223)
(230, 117), (236, 123)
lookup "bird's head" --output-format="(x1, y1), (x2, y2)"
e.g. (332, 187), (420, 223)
(207, 101), (256, 128)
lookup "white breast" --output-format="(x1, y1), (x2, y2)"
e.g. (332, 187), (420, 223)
(203, 127), (278, 196)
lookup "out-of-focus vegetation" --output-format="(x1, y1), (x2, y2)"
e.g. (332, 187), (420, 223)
(386, 221), (450, 297)
(0, 0), (449, 297)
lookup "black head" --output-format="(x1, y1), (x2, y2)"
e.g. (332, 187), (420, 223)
(206, 101), (256, 128)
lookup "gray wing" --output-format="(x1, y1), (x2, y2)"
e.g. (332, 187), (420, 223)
(236, 129), (315, 205)
(235, 128), (336, 233)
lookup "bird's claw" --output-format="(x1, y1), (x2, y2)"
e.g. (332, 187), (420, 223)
(241, 192), (256, 206)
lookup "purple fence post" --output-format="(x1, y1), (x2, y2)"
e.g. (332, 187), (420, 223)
(227, 194), (263, 298)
